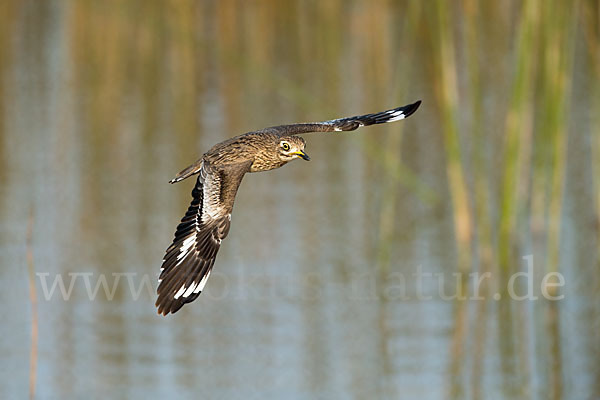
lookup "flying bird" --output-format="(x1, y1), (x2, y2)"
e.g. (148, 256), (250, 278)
(156, 100), (421, 315)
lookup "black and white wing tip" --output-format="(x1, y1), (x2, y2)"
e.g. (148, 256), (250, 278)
(355, 100), (422, 125)
(326, 100), (422, 132)
(385, 100), (422, 121)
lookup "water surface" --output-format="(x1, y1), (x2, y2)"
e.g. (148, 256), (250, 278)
(1, 1), (598, 399)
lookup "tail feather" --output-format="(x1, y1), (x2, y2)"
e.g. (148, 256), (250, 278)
(169, 160), (203, 183)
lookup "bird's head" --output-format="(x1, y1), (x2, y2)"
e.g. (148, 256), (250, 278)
(277, 136), (310, 162)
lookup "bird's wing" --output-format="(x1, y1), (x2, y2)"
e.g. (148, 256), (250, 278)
(258, 100), (421, 136)
(156, 160), (251, 315)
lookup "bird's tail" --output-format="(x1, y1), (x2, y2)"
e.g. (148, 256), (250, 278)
(169, 160), (203, 184)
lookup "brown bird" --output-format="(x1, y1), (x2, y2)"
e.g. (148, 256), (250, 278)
(156, 100), (421, 315)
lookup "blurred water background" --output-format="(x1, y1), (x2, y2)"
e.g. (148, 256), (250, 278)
(1, 1), (599, 399)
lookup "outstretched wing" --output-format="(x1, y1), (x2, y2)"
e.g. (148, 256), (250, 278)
(258, 100), (421, 136)
(156, 160), (251, 315)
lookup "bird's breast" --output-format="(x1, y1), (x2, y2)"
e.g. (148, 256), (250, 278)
(250, 154), (286, 172)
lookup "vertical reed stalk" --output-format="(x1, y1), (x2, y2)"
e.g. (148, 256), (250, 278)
(27, 208), (38, 400)
(429, 2), (475, 397)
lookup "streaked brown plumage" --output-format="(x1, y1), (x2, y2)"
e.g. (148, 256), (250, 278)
(156, 100), (421, 315)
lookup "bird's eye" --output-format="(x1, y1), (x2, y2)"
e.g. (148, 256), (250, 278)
(281, 142), (290, 151)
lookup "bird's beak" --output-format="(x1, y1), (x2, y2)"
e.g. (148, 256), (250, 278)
(294, 150), (310, 161)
